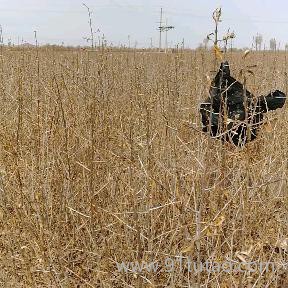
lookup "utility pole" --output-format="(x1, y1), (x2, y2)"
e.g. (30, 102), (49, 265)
(165, 18), (168, 52)
(159, 8), (163, 51)
(158, 8), (175, 52)
(164, 19), (175, 52)
(157, 8), (174, 52)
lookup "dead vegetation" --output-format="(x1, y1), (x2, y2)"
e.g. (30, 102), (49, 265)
(0, 47), (287, 287)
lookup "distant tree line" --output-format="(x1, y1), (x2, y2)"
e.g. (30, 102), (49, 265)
(199, 32), (288, 52)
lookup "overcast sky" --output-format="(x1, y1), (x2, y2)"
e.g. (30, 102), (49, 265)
(1, 0), (288, 48)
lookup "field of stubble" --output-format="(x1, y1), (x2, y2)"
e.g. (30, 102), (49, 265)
(0, 47), (287, 287)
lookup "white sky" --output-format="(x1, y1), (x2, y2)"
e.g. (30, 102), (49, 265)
(0, 0), (288, 48)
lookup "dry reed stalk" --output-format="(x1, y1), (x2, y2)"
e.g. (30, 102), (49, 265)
(0, 46), (286, 287)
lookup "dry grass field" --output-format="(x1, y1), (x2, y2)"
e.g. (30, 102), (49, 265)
(0, 47), (287, 287)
